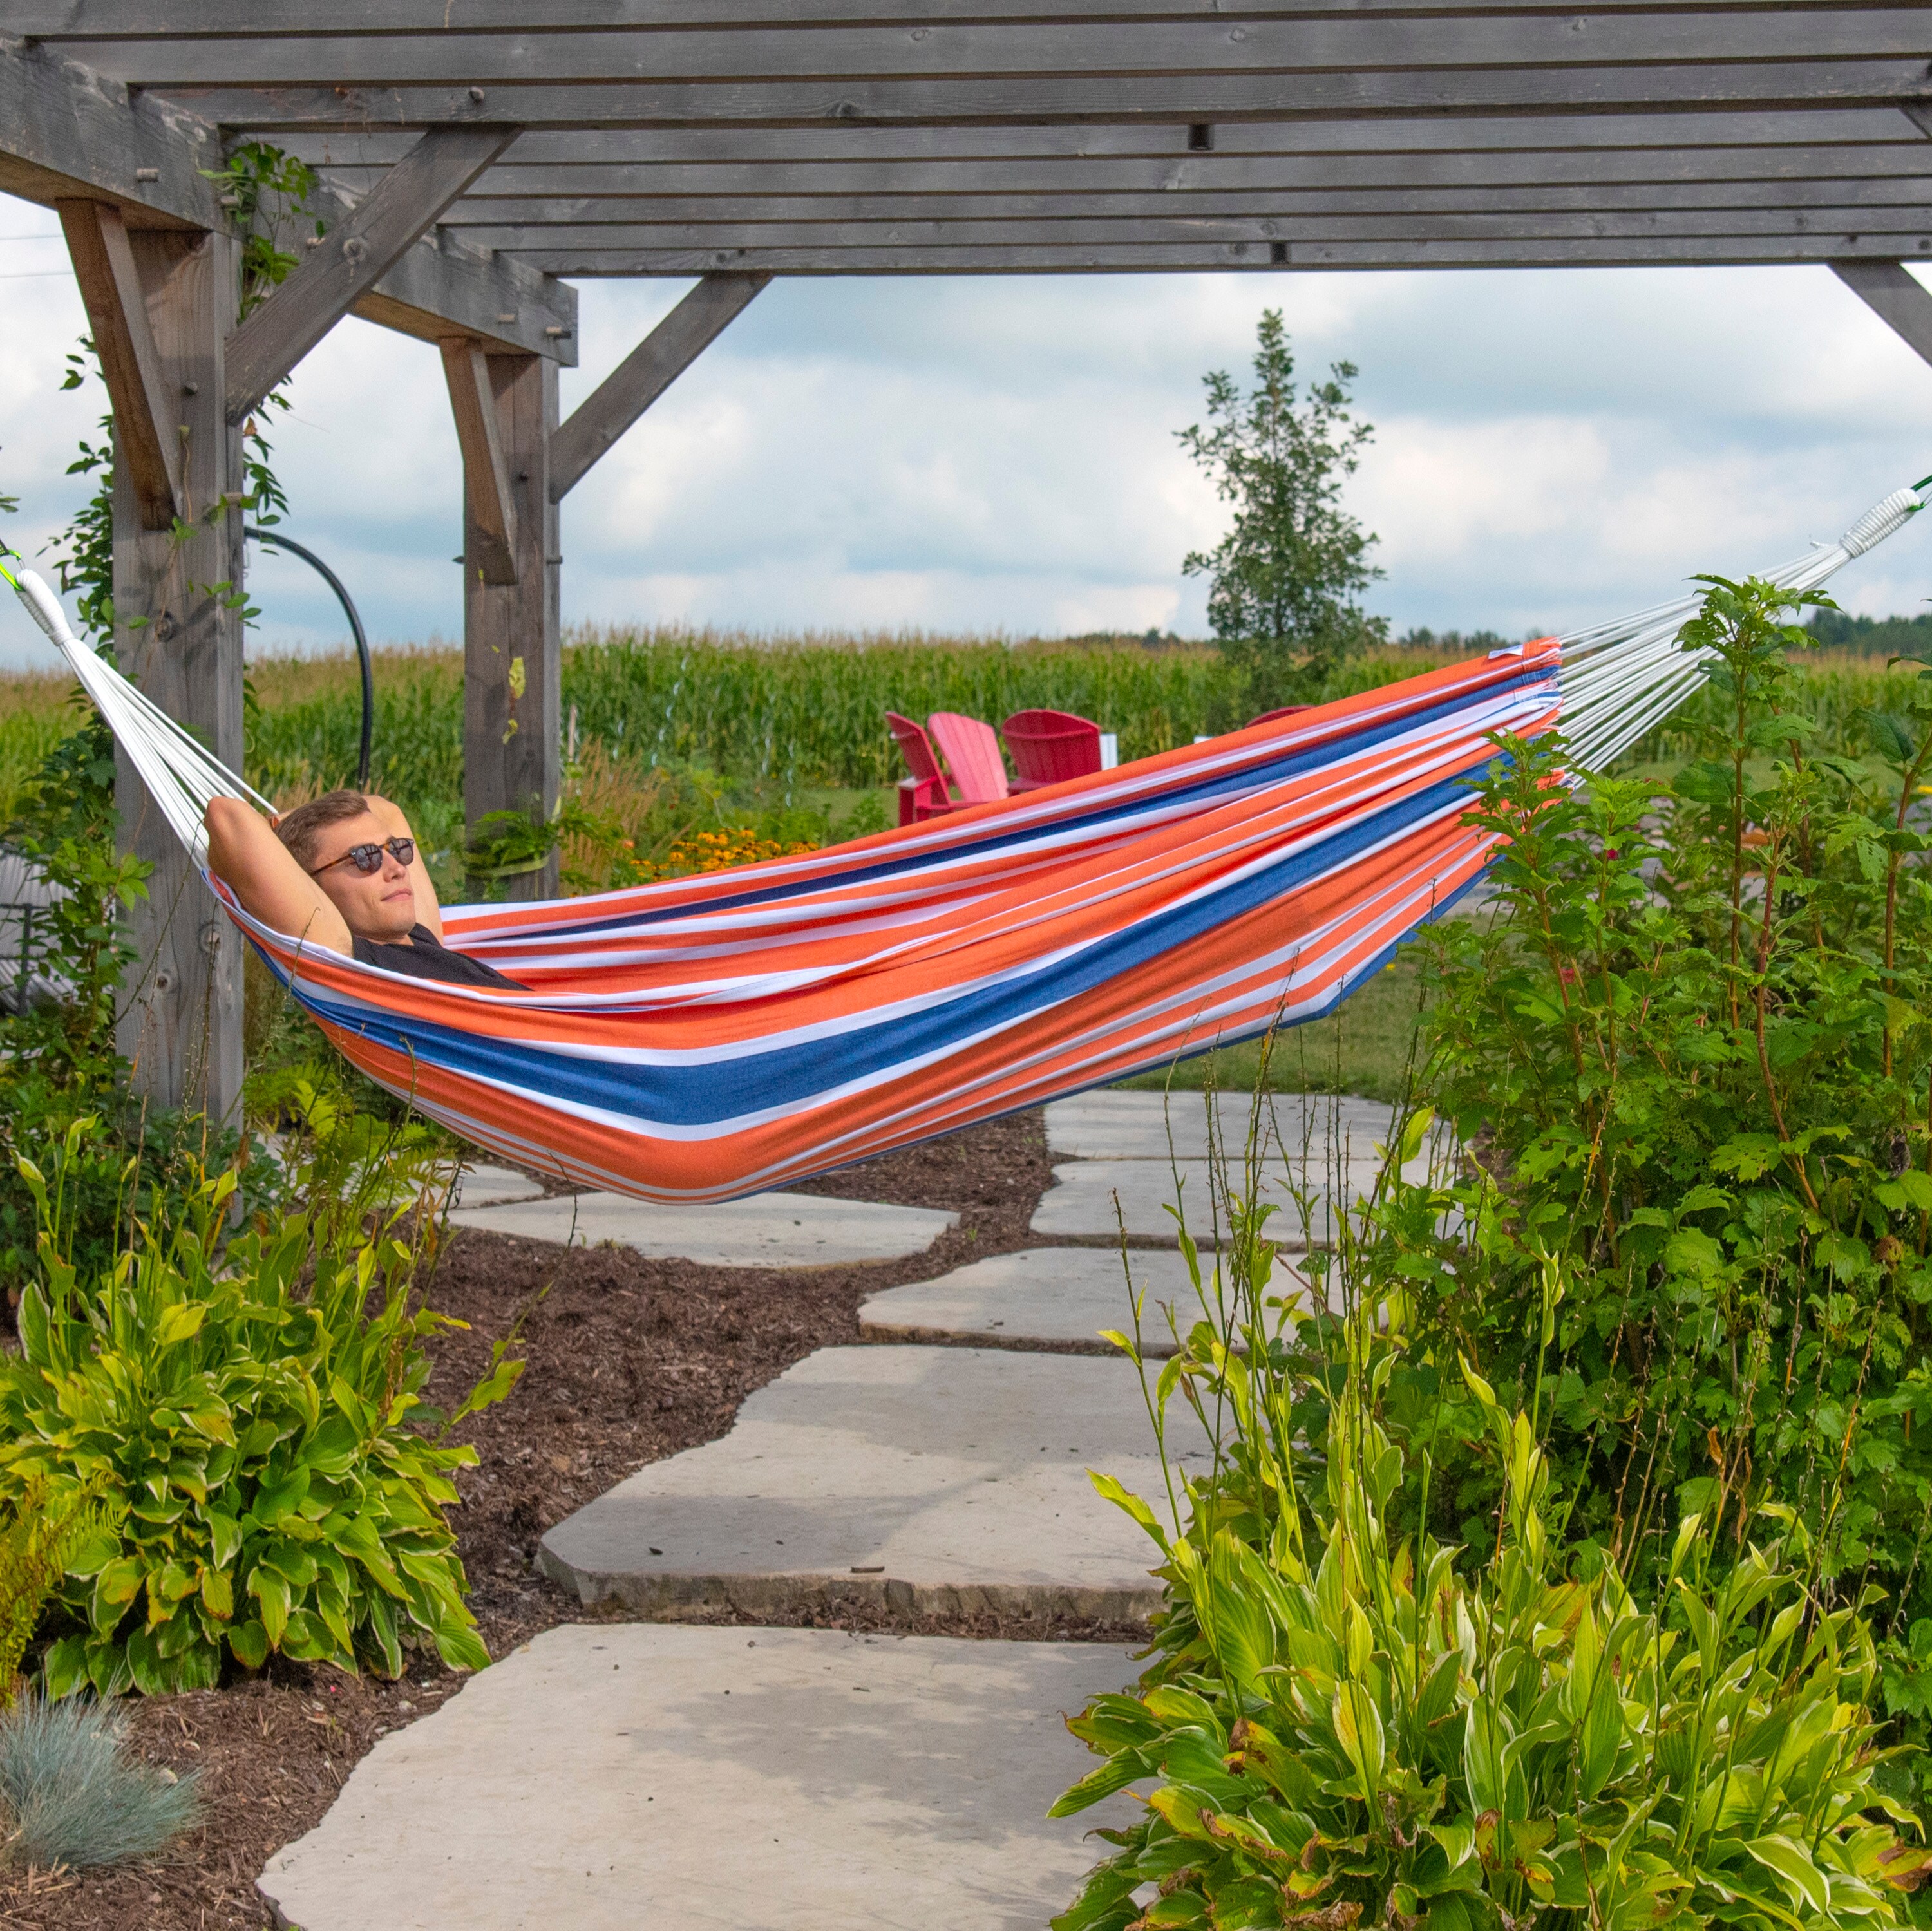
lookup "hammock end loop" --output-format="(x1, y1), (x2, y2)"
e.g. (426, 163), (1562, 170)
(10, 569), (80, 653)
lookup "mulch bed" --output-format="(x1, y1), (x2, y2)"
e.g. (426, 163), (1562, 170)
(1, 1108), (1152, 1931)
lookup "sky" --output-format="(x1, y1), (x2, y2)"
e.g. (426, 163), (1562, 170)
(4, 199), (1932, 668)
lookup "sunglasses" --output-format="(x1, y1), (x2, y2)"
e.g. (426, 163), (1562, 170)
(310, 836), (415, 878)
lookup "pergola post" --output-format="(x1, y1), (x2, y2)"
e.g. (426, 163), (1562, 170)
(99, 225), (247, 1123)
(456, 350), (560, 901)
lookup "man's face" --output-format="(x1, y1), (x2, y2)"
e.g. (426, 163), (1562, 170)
(306, 811), (417, 943)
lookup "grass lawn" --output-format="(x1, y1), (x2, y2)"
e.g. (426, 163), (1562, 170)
(1115, 943), (1432, 1104)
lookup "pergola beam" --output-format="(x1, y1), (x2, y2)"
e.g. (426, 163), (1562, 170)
(252, 108), (1932, 169)
(448, 153), (1932, 201)
(40, 12), (1932, 91)
(551, 271), (768, 501)
(223, 124), (521, 420)
(10, 0), (1879, 27)
(471, 210), (1932, 251)
(256, 109), (1928, 171)
(122, 64), (1932, 131)
(0, 39), (576, 363)
(514, 234), (1932, 274)
(0, 35), (222, 228)
(56, 198), (185, 529)
(1832, 259), (1932, 366)
(451, 182), (1932, 229)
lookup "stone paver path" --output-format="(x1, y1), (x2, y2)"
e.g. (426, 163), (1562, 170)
(256, 1088), (1390, 1928)
(451, 1161), (547, 1209)
(450, 1188), (958, 1268)
(538, 1344), (1207, 1622)
(259, 1625), (1137, 1931)
(858, 1245), (1312, 1353)
(1045, 1088), (1398, 1162)
(1029, 1157), (1335, 1243)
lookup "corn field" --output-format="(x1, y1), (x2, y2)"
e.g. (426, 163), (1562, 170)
(2, 628), (1918, 833)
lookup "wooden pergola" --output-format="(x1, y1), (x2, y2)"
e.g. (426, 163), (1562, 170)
(3, 3), (1931, 1120)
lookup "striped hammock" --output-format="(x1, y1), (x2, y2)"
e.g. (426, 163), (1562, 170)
(6, 483), (1924, 1203)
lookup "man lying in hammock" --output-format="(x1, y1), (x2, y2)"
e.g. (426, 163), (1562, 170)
(205, 790), (522, 988)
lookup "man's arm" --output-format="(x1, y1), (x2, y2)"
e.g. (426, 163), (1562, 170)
(364, 794), (444, 940)
(203, 797), (354, 954)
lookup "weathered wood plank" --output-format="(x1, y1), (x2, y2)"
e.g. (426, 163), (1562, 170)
(254, 109), (1929, 169)
(0, 40), (575, 360)
(0, 34), (222, 229)
(124, 64), (1932, 131)
(442, 337), (520, 585)
(1832, 259), (1932, 366)
(449, 180), (1932, 231)
(11, 0), (1847, 31)
(109, 227), (245, 1123)
(50, 13), (1932, 88)
(551, 272), (766, 501)
(224, 125), (520, 419)
(514, 232), (1932, 272)
(56, 198), (183, 529)
(464, 353), (560, 903)
(450, 148), (1932, 201)
(466, 207), (1932, 251)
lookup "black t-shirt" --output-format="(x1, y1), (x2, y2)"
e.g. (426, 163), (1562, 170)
(351, 924), (524, 988)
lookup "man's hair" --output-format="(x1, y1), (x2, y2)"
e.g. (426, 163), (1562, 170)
(274, 789), (375, 870)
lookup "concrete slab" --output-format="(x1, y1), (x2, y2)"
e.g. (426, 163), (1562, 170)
(1029, 1159), (1338, 1245)
(539, 1345), (1208, 1621)
(450, 1189), (958, 1269)
(258, 1624), (1139, 1931)
(858, 1245), (1314, 1354)
(451, 1162), (546, 1209)
(1048, 1088), (1400, 1161)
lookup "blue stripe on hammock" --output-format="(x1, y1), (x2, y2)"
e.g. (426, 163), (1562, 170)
(280, 766), (1478, 1130)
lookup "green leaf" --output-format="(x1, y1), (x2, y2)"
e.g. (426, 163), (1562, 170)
(1743, 1835), (1831, 1915)
(1088, 1472), (1170, 1551)
(1332, 1681), (1385, 1799)
(200, 1565), (234, 1620)
(207, 1509), (242, 1568)
(228, 1619), (269, 1670)
(1463, 1698), (1505, 1816)
(40, 1634), (90, 1701)
(155, 1301), (207, 1347)
(1877, 1169), (1932, 1212)
(249, 1565), (291, 1648)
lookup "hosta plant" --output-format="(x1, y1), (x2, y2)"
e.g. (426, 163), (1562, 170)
(1056, 1204), (1929, 1930)
(0, 1111), (522, 1697)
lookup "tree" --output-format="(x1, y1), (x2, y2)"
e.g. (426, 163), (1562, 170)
(1179, 309), (1386, 712)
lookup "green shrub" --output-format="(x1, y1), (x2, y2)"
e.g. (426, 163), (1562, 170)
(1056, 1140), (1928, 1931)
(0, 708), (279, 1289)
(1406, 576), (1932, 1771)
(0, 1108), (523, 1697)
(0, 1693), (200, 1869)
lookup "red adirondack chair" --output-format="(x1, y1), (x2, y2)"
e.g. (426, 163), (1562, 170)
(1001, 708), (1103, 791)
(926, 712), (1010, 806)
(886, 711), (954, 825)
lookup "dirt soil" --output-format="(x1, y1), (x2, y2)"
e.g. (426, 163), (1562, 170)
(0, 1108), (1151, 1931)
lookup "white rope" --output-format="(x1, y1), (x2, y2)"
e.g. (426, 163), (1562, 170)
(1556, 484), (1926, 769)
(5, 567), (273, 867)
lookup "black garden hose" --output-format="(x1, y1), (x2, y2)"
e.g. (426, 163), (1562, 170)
(244, 525), (374, 789)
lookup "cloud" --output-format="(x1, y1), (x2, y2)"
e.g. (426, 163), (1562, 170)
(3, 200), (1931, 670)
